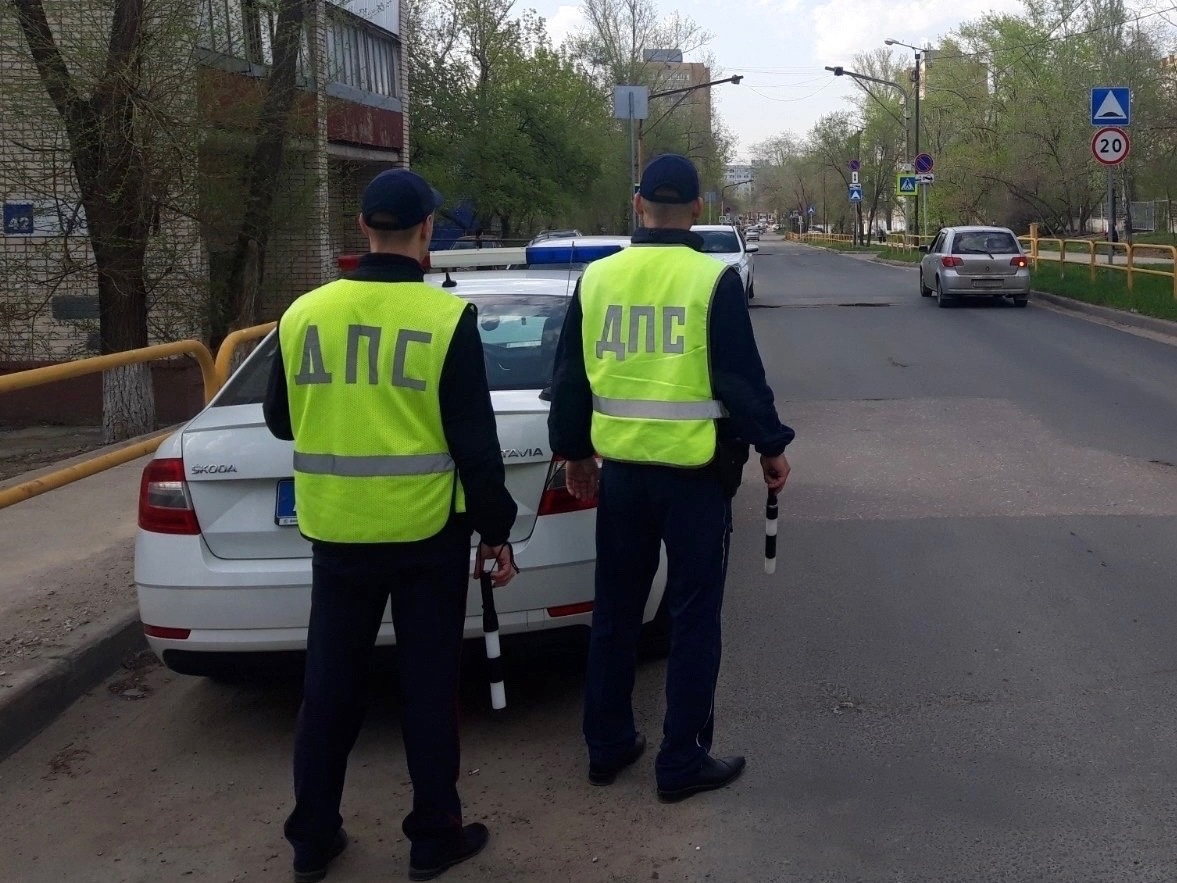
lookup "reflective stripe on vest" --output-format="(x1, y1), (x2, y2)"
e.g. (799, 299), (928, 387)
(292, 452), (456, 477)
(580, 245), (727, 468)
(278, 278), (468, 543)
(592, 395), (728, 420)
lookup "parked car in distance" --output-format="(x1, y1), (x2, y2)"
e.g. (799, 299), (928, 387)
(450, 235), (503, 250)
(918, 226), (1030, 309)
(530, 229), (583, 244)
(691, 224), (758, 299)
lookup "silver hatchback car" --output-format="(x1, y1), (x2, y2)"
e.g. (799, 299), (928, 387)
(918, 226), (1030, 308)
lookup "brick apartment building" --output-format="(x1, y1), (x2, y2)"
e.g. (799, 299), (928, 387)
(0, 0), (408, 367)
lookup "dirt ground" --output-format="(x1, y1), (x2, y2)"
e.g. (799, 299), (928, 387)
(0, 425), (107, 482)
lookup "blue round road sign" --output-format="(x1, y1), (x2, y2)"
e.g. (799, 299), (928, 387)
(848, 159), (861, 172)
(914, 153), (934, 174)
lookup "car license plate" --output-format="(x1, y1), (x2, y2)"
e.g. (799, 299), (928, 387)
(972, 278), (1003, 289)
(275, 479), (297, 526)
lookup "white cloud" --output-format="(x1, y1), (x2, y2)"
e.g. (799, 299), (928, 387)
(545, 4), (586, 48)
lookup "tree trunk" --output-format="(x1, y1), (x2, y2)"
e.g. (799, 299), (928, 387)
(210, 0), (311, 350)
(102, 365), (154, 443)
(94, 238), (155, 442)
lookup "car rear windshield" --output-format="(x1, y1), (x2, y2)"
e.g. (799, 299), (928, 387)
(697, 230), (740, 253)
(213, 293), (569, 406)
(952, 231), (1019, 255)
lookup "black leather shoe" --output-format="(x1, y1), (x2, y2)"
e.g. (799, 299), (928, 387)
(409, 823), (490, 881)
(292, 828), (348, 883)
(588, 734), (647, 786)
(657, 755), (746, 803)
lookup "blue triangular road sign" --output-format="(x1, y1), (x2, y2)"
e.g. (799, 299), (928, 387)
(1091, 87), (1130, 125)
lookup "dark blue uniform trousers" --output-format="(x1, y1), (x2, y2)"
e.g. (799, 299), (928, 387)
(584, 460), (733, 787)
(284, 524), (469, 867)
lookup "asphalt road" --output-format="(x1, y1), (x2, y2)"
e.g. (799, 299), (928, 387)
(4, 238), (1177, 883)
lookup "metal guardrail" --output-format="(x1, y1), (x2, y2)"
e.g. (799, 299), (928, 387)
(1020, 228), (1177, 298)
(0, 340), (219, 510)
(797, 227), (1176, 297)
(788, 231), (928, 248)
(0, 241), (550, 510)
(214, 322), (276, 390)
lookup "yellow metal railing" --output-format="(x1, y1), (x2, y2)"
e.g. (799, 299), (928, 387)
(0, 339), (221, 510)
(0, 318), (285, 511)
(214, 322), (276, 390)
(1021, 225), (1177, 299)
(789, 231), (928, 249)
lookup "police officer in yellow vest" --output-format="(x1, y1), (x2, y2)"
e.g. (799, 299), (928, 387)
(263, 168), (518, 882)
(548, 154), (794, 802)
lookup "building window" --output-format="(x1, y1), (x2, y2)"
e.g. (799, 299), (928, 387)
(325, 13), (401, 98)
(199, 0), (310, 77)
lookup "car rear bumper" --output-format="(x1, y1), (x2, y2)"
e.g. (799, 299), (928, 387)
(135, 512), (665, 667)
(941, 272), (1031, 295)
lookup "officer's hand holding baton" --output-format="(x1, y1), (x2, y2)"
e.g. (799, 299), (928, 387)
(474, 543), (518, 710)
(760, 455), (791, 576)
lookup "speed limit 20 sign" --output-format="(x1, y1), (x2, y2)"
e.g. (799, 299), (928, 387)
(1091, 126), (1130, 165)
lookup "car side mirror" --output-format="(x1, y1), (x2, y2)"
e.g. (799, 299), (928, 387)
(918, 245), (929, 253)
(747, 243), (760, 253)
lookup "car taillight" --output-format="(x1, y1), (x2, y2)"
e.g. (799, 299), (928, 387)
(1010, 255), (1028, 268)
(138, 458), (200, 535)
(143, 624), (192, 640)
(940, 256), (964, 268)
(537, 456), (599, 516)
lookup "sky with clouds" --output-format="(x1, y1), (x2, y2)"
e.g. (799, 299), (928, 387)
(527, 0), (1028, 160)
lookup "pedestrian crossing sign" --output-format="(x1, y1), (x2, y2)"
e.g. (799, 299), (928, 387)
(896, 174), (917, 196)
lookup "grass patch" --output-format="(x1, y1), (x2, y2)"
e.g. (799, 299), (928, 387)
(877, 247), (922, 264)
(1126, 231), (1177, 247)
(1030, 261), (1177, 322)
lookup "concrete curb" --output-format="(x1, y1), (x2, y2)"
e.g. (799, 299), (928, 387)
(1029, 289), (1177, 339)
(0, 608), (144, 761)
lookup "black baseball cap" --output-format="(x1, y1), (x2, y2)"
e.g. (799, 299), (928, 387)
(639, 154), (701, 204)
(362, 168), (444, 231)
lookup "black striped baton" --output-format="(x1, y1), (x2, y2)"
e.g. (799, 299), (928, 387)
(480, 567), (506, 710)
(764, 490), (779, 574)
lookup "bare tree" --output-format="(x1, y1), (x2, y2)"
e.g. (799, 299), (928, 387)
(209, 0), (313, 349)
(6, 0), (318, 438)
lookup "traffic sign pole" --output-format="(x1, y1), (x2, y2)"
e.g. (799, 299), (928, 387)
(1090, 88), (1130, 258)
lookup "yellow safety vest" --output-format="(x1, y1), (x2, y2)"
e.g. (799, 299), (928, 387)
(278, 278), (468, 543)
(579, 245), (727, 468)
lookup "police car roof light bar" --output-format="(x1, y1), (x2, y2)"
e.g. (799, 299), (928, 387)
(523, 243), (625, 265)
(426, 246), (528, 270)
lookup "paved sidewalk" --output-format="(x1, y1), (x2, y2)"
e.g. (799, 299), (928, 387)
(1034, 248), (1174, 267)
(0, 443), (152, 758)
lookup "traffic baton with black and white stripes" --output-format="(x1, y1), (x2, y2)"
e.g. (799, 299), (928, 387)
(480, 569), (506, 710)
(764, 490), (779, 574)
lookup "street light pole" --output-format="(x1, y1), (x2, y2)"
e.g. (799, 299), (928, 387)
(854, 129), (864, 246)
(638, 74), (743, 171)
(885, 39), (930, 243)
(721, 179), (753, 223)
(825, 65), (912, 243)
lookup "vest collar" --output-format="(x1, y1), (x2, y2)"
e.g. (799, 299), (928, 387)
(348, 252), (427, 282)
(632, 227), (704, 251)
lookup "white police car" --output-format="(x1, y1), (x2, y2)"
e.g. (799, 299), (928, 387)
(691, 224), (758, 299)
(135, 242), (670, 677)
